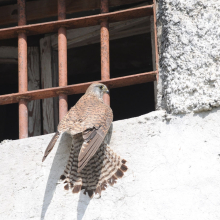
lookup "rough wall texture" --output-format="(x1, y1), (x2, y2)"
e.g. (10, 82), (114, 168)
(1, 108), (220, 220)
(157, 0), (220, 114)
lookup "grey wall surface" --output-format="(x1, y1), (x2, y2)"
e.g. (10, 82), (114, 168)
(1, 109), (220, 220)
(157, 0), (220, 114)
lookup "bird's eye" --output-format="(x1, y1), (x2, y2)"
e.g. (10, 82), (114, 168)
(99, 85), (104, 90)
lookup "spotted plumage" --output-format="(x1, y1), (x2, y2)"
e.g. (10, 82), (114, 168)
(42, 83), (127, 197)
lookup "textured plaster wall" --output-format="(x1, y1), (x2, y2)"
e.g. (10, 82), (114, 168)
(1, 108), (220, 220)
(157, 0), (220, 114)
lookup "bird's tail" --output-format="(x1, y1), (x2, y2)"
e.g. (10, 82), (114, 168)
(42, 132), (60, 162)
(60, 135), (127, 198)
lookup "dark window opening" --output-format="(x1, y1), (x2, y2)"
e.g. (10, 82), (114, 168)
(0, 32), (155, 142)
(0, 63), (18, 141)
(0, 34), (43, 142)
(67, 32), (155, 121)
(0, 13), (156, 141)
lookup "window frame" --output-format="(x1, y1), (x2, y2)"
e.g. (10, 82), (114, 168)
(0, 0), (158, 139)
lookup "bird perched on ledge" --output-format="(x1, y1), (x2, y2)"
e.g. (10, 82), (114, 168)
(42, 83), (127, 198)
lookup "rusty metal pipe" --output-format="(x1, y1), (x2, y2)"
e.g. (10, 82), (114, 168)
(100, 0), (110, 105)
(58, 0), (68, 121)
(0, 5), (153, 40)
(18, 0), (28, 139)
(0, 71), (157, 105)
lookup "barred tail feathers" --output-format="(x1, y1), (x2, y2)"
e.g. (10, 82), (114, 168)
(60, 140), (127, 198)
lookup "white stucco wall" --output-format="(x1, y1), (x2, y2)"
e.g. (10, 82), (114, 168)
(1, 108), (220, 220)
(157, 0), (220, 114)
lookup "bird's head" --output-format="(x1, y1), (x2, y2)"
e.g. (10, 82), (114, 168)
(85, 83), (109, 99)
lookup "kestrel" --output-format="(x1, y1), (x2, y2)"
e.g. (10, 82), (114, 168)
(42, 83), (127, 197)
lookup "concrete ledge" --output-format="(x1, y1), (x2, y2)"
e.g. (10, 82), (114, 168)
(1, 109), (220, 219)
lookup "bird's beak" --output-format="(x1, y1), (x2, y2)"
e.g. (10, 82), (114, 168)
(104, 88), (109, 94)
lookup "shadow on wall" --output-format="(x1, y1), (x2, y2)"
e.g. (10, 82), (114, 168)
(40, 133), (91, 220)
(77, 192), (91, 220)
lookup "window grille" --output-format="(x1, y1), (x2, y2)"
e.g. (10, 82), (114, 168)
(0, 0), (158, 139)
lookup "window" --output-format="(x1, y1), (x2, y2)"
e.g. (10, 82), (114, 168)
(0, 0), (158, 141)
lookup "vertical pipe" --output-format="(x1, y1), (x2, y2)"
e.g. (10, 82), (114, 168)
(58, 0), (68, 121)
(18, 0), (28, 139)
(100, 0), (110, 105)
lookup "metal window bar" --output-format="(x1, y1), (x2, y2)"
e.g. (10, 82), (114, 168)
(100, 0), (110, 105)
(18, 0), (28, 139)
(58, 0), (68, 121)
(0, 0), (159, 139)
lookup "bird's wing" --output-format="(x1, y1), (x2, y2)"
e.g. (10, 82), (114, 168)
(42, 131), (60, 162)
(77, 101), (113, 173)
(59, 93), (113, 173)
(57, 95), (87, 134)
(42, 94), (87, 162)
(42, 94), (113, 166)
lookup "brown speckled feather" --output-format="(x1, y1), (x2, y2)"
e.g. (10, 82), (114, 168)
(42, 131), (60, 162)
(42, 85), (112, 164)
(58, 93), (112, 136)
(58, 93), (113, 172)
